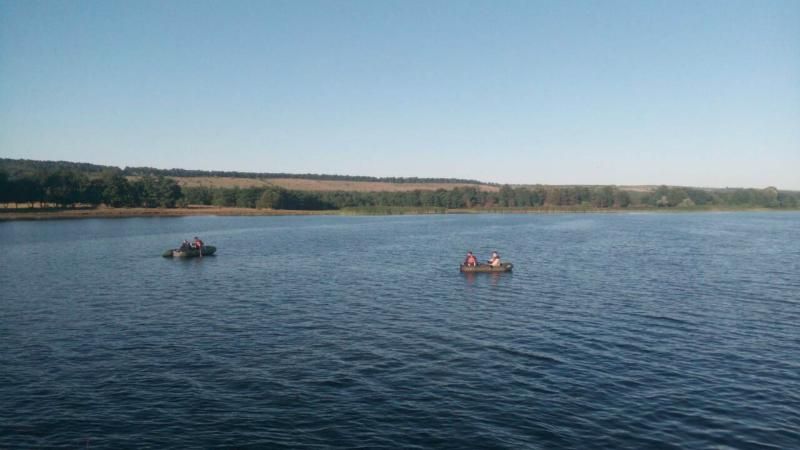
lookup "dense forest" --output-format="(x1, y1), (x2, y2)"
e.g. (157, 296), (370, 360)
(1, 158), (799, 210)
(0, 169), (181, 208)
(123, 166), (486, 185)
(0, 158), (485, 185)
(181, 184), (800, 209)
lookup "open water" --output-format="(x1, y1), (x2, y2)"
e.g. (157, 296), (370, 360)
(1, 212), (799, 449)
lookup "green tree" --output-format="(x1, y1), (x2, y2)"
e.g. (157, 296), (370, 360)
(778, 191), (799, 208)
(212, 188), (238, 207)
(591, 186), (615, 208)
(686, 188), (715, 206)
(730, 189), (755, 206)
(136, 176), (160, 207)
(256, 188), (282, 209)
(182, 186), (213, 205)
(102, 173), (134, 207)
(15, 177), (43, 207)
(154, 176), (181, 207)
(0, 171), (8, 206)
(236, 188), (261, 208)
(760, 187), (779, 207)
(82, 178), (107, 205)
(666, 188), (689, 207)
(613, 189), (631, 207)
(498, 185), (515, 207)
(44, 170), (86, 207)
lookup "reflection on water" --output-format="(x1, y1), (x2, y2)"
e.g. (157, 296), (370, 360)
(462, 271), (509, 287)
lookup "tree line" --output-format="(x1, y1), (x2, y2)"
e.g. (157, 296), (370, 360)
(182, 184), (800, 210)
(123, 166), (486, 185)
(182, 185), (337, 210)
(0, 157), (485, 185)
(0, 158), (112, 176)
(2, 164), (798, 211)
(638, 185), (798, 208)
(0, 170), (181, 208)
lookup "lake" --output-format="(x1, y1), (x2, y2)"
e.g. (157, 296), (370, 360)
(1, 212), (798, 448)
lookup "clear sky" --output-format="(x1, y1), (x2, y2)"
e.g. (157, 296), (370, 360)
(1, 0), (798, 188)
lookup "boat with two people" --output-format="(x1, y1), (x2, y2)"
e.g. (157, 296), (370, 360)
(163, 236), (216, 258)
(460, 250), (513, 273)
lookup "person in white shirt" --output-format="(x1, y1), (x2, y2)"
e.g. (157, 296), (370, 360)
(488, 251), (501, 267)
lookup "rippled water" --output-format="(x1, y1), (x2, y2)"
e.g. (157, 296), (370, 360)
(1, 212), (799, 448)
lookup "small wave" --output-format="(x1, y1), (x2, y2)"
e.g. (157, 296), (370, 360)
(485, 345), (565, 365)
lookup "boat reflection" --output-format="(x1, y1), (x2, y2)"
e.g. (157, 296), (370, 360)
(462, 270), (510, 287)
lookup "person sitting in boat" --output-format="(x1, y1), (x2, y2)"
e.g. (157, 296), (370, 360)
(190, 237), (204, 257)
(488, 251), (501, 267)
(179, 240), (191, 251)
(464, 251), (478, 267)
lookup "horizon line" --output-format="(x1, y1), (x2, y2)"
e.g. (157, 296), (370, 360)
(0, 157), (795, 192)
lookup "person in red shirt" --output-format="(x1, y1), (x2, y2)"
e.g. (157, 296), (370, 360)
(193, 236), (204, 257)
(464, 251), (478, 267)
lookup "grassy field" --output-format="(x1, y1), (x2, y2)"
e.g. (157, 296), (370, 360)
(130, 176), (500, 192)
(162, 177), (660, 193)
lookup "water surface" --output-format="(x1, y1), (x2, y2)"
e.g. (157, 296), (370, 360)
(1, 212), (798, 448)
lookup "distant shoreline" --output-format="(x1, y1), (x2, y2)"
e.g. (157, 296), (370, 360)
(0, 206), (335, 221)
(1, 205), (796, 221)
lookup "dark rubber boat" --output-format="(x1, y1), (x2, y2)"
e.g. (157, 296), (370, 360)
(460, 262), (513, 273)
(162, 246), (216, 258)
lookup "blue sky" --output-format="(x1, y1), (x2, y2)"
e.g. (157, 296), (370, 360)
(1, 0), (798, 188)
